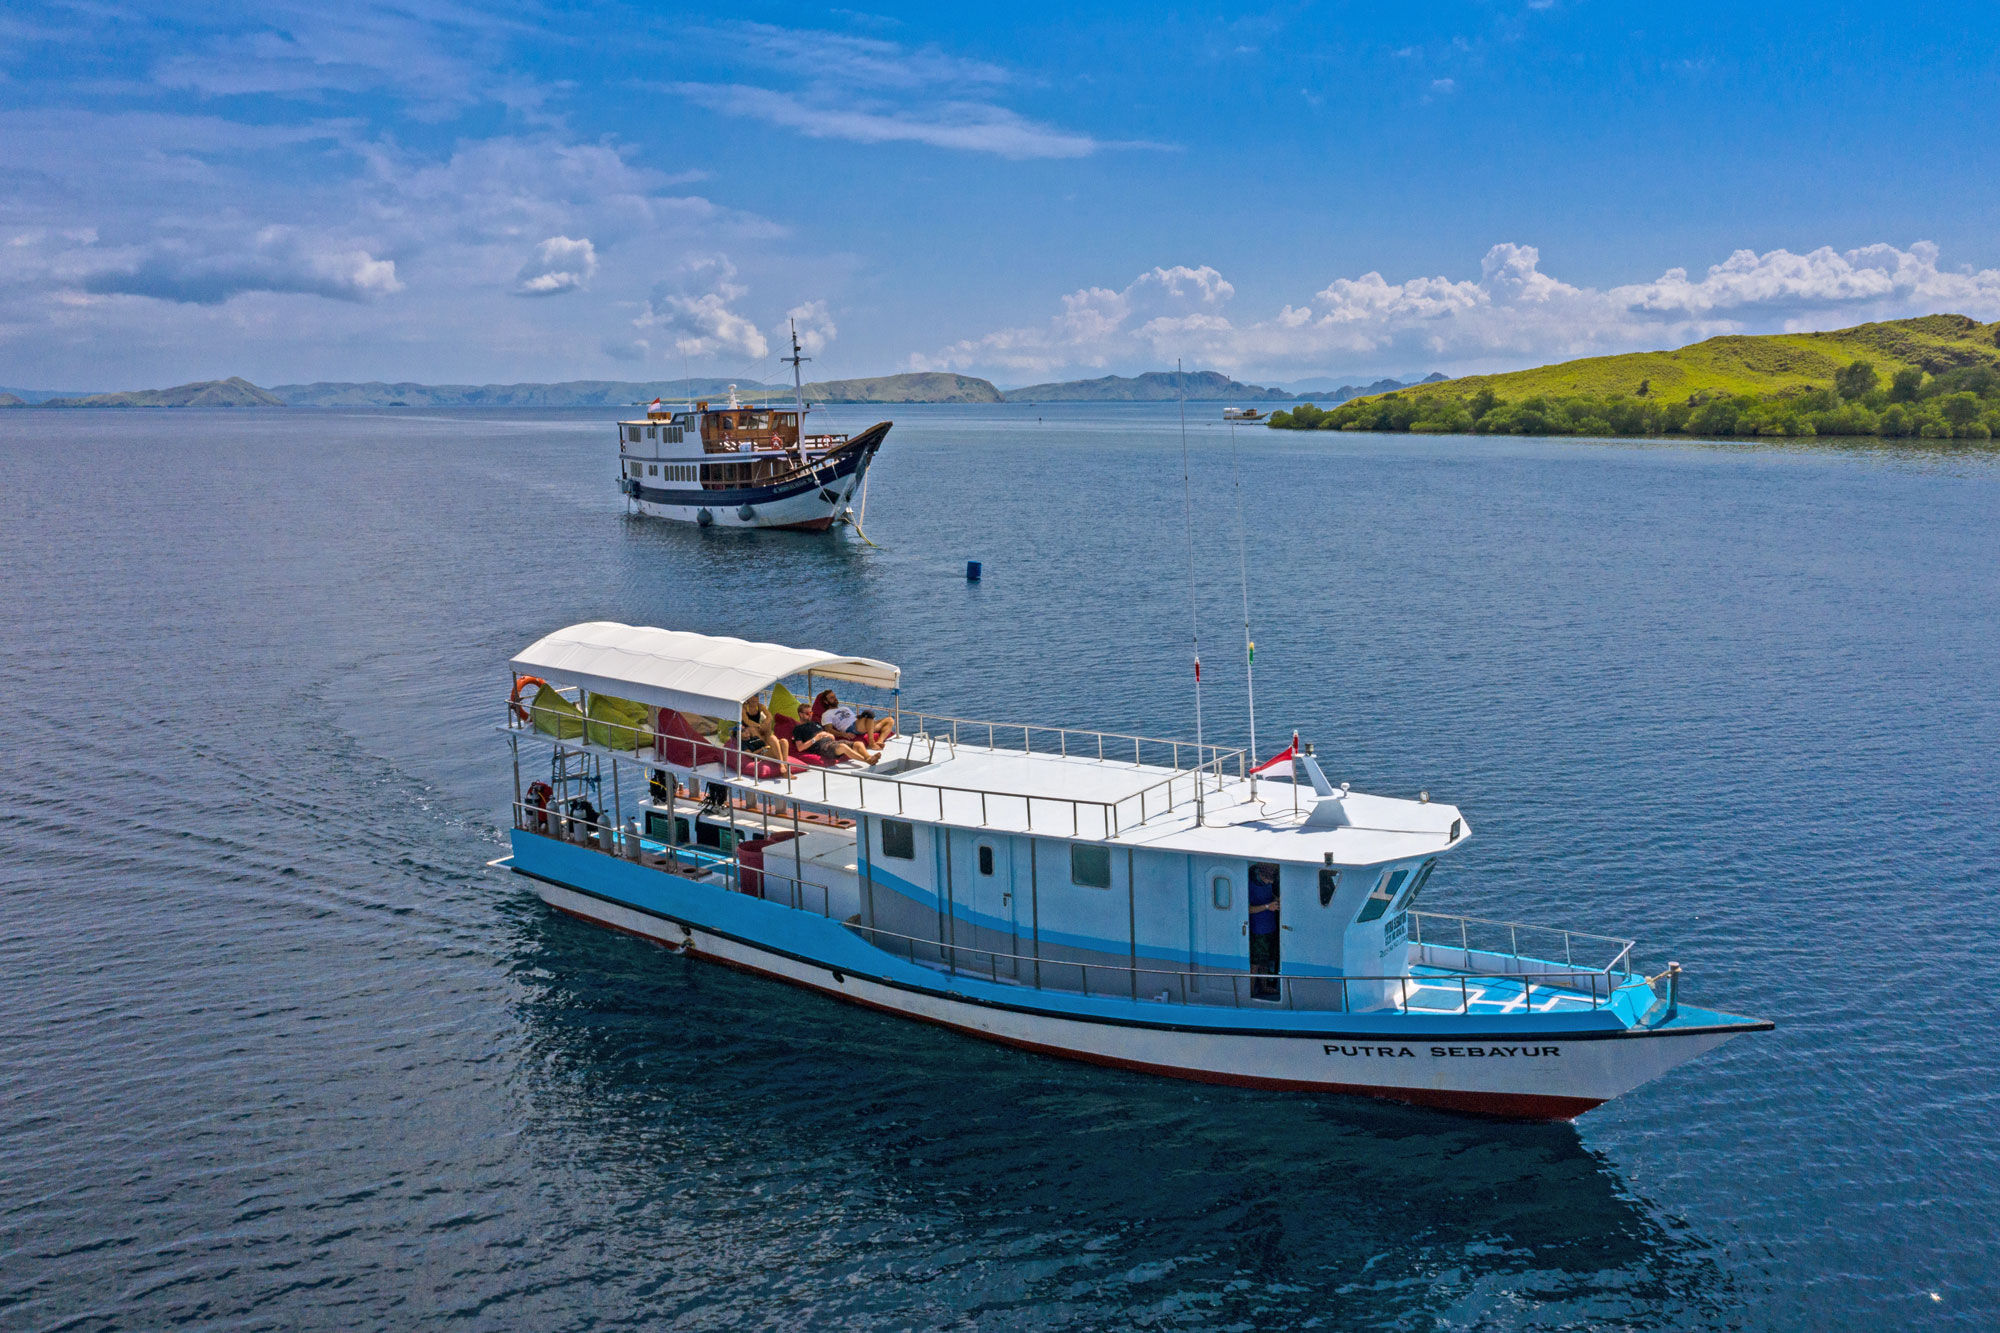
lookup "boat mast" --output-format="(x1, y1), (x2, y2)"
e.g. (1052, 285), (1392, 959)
(1177, 359), (1206, 823)
(785, 319), (809, 418)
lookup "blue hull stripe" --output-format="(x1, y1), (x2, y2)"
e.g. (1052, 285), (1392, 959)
(509, 834), (1769, 1041)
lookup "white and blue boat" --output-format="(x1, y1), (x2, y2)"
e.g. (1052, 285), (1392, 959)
(497, 622), (1771, 1119)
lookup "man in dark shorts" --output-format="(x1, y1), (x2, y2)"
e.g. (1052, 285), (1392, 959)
(1248, 863), (1281, 1000)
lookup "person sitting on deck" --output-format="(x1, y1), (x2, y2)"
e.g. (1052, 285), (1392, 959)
(810, 690), (896, 748)
(790, 716), (876, 765)
(739, 697), (790, 762)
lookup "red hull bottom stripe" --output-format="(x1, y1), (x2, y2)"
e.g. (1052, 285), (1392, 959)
(544, 900), (1606, 1122)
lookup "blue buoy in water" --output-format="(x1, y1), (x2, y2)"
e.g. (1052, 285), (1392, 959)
(966, 560), (982, 581)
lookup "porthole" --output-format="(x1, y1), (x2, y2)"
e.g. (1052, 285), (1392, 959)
(1211, 874), (1231, 909)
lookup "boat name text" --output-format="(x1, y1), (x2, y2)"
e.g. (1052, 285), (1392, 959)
(1322, 1044), (1563, 1059)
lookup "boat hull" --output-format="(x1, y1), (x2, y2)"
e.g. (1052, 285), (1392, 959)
(627, 423), (887, 531)
(508, 833), (1756, 1120)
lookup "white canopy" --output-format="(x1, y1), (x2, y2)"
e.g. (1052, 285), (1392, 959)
(510, 621), (900, 718)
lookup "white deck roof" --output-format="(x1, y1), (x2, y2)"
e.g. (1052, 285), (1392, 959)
(511, 622), (900, 719)
(513, 720), (1466, 868)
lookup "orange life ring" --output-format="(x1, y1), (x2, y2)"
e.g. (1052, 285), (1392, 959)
(510, 674), (550, 723)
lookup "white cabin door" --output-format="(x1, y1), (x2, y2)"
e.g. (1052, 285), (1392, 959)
(943, 829), (1018, 977)
(1192, 858), (1247, 996)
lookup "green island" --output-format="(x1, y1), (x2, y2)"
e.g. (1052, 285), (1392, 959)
(1269, 314), (2000, 439)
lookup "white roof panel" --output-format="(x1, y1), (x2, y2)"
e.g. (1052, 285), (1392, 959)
(511, 621), (899, 718)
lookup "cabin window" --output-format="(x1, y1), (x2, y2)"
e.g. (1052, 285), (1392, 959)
(1070, 843), (1111, 889)
(627, 462), (642, 478)
(977, 843), (995, 876)
(880, 819), (915, 860)
(648, 464), (658, 477)
(1394, 859), (1437, 911)
(1319, 867), (1340, 907)
(646, 425), (657, 439)
(625, 426), (640, 442)
(1357, 868), (1409, 923)
(668, 427), (684, 444)
(1211, 874), (1231, 909)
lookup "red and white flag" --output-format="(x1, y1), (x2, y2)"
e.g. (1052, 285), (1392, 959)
(1249, 732), (1300, 776)
(648, 397), (663, 409)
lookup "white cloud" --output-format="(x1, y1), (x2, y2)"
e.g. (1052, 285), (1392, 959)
(662, 21), (1162, 160)
(779, 299), (837, 357)
(714, 21), (1011, 90)
(666, 82), (1119, 159)
(516, 235), (597, 295)
(636, 254), (770, 360)
(913, 242), (2000, 381)
(74, 227), (401, 305)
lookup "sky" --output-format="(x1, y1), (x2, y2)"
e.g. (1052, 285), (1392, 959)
(3, 1), (1999, 391)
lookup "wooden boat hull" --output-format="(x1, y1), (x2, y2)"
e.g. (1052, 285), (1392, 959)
(626, 422), (887, 531)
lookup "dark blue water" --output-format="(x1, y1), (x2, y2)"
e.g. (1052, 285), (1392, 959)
(2, 404), (1995, 1330)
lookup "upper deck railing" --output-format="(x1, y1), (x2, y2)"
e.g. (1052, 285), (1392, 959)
(503, 695), (1246, 838)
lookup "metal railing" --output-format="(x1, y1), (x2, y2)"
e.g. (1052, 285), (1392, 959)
(1408, 911), (1636, 980)
(508, 808), (1648, 1015)
(505, 697), (1246, 837)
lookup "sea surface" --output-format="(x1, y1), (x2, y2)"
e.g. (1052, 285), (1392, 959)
(2, 402), (1996, 1331)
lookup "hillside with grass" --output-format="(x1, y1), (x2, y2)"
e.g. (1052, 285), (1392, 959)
(1270, 315), (2000, 439)
(799, 372), (1002, 403)
(42, 377), (285, 408)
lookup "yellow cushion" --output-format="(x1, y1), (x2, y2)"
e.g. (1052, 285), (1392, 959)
(769, 682), (801, 720)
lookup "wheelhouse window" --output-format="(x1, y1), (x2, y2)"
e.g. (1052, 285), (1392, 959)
(1211, 874), (1231, 909)
(625, 426), (640, 442)
(1070, 843), (1111, 889)
(977, 844), (995, 876)
(1318, 868), (1340, 907)
(1356, 868), (1409, 923)
(880, 819), (915, 860)
(1394, 859), (1437, 911)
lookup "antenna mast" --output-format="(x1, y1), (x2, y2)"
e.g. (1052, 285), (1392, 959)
(1228, 415), (1260, 796)
(1177, 360), (1206, 821)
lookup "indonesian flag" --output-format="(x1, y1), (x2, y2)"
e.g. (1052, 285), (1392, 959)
(648, 397), (663, 409)
(1249, 732), (1300, 776)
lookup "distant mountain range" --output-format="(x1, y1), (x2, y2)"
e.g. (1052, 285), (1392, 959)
(1000, 370), (1293, 402)
(271, 378), (783, 407)
(1290, 373), (1450, 404)
(1, 368), (1453, 408)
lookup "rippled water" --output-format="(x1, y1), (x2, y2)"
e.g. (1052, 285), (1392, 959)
(2, 404), (1996, 1330)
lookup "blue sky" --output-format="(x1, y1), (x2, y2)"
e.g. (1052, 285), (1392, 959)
(3, 1), (1997, 389)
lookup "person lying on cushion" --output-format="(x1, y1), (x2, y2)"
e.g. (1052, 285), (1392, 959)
(740, 698), (790, 761)
(810, 690), (896, 747)
(790, 717), (876, 765)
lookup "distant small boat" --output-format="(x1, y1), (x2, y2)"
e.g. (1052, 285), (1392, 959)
(1223, 407), (1264, 421)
